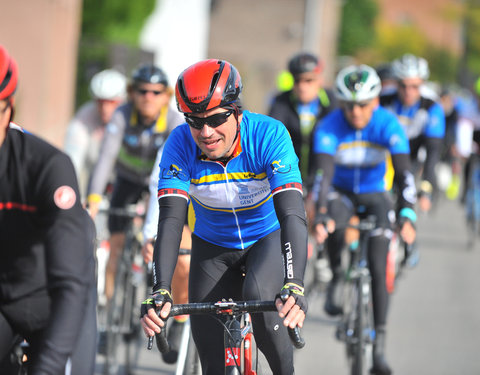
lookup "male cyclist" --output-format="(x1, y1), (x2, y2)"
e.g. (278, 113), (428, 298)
(86, 63), (184, 303)
(0, 45), (97, 374)
(64, 69), (127, 200)
(312, 65), (417, 375)
(268, 51), (337, 188)
(380, 53), (446, 212)
(140, 59), (308, 375)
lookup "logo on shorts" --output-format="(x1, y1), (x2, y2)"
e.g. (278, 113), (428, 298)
(53, 186), (76, 210)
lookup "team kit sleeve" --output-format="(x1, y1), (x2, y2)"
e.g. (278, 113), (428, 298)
(33, 152), (95, 374)
(152, 128), (191, 293)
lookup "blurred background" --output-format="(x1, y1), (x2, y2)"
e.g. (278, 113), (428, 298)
(0, 0), (478, 147)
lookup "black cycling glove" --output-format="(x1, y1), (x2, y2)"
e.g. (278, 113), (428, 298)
(277, 282), (308, 314)
(140, 289), (173, 318)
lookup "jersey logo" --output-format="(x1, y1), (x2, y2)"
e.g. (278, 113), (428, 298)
(161, 164), (189, 181)
(53, 186), (76, 210)
(270, 160), (291, 174)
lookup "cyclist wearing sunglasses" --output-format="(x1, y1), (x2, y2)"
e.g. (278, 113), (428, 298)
(86, 63), (184, 305)
(312, 65), (417, 375)
(141, 59), (308, 375)
(381, 54), (446, 212)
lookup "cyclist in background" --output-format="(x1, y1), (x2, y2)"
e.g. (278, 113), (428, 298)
(140, 59), (308, 375)
(312, 65), (417, 375)
(142, 145), (192, 364)
(64, 69), (127, 200)
(380, 53), (446, 212)
(375, 62), (397, 96)
(268, 51), (337, 190)
(87, 63), (184, 302)
(0, 44), (97, 374)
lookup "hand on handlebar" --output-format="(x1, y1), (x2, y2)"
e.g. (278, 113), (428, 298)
(275, 282), (307, 329)
(140, 289), (172, 338)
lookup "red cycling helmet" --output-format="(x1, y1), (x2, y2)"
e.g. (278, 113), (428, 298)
(175, 59), (242, 114)
(0, 45), (18, 100)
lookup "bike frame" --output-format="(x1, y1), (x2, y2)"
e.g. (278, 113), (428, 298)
(148, 300), (304, 375)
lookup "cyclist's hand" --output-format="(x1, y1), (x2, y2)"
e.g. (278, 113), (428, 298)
(314, 214), (335, 244)
(275, 282), (307, 329)
(87, 200), (100, 219)
(400, 220), (416, 245)
(418, 195), (432, 212)
(142, 239), (154, 264)
(140, 289), (172, 338)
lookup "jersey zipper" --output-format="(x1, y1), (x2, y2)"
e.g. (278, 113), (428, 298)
(222, 161), (245, 249)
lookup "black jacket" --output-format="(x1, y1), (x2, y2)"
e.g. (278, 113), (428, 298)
(0, 124), (96, 374)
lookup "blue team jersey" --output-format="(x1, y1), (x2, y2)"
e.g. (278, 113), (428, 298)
(157, 110), (302, 249)
(313, 106), (410, 194)
(383, 96), (445, 139)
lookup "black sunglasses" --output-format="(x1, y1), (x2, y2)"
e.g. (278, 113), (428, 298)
(342, 101), (371, 111)
(185, 109), (234, 130)
(135, 88), (165, 96)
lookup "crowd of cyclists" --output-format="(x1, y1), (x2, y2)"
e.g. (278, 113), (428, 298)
(2, 37), (480, 374)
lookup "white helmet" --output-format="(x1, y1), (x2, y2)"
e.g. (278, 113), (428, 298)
(89, 69), (127, 100)
(335, 64), (381, 102)
(392, 54), (430, 80)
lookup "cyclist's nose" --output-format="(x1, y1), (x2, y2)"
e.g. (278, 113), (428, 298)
(200, 124), (215, 137)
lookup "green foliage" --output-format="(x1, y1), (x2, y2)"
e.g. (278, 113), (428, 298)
(337, 0), (460, 85)
(81, 0), (156, 45)
(75, 0), (156, 108)
(337, 0), (379, 56)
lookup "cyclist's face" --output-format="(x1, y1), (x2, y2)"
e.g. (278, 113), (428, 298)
(187, 107), (242, 160)
(132, 83), (170, 123)
(0, 99), (12, 147)
(398, 77), (423, 106)
(96, 99), (122, 125)
(341, 97), (379, 130)
(293, 72), (322, 103)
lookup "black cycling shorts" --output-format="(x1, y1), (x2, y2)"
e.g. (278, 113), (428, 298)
(108, 176), (148, 233)
(188, 230), (294, 375)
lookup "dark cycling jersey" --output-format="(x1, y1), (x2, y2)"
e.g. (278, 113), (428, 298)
(380, 91), (446, 191)
(88, 102), (183, 196)
(0, 124), (96, 374)
(268, 88), (337, 184)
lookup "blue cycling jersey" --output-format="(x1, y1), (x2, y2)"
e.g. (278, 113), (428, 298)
(382, 96), (445, 139)
(313, 106), (410, 194)
(157, 110), (302, 249)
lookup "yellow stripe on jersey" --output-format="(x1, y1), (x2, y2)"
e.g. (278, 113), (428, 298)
(337, 141), (385, 151)
(191, 171), (267, 185)
(384, 152), (394, 191)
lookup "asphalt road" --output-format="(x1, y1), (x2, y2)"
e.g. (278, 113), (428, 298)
(95, 197), (480, 374)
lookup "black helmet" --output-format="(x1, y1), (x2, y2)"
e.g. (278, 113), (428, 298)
(132, 63), (168, 86)
(288, 52), (323, 76)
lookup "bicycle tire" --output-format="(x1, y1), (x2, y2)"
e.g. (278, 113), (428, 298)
(350, 274), (374, 375)
(104, 247), (132, 375)
(125, 239), (144, 374)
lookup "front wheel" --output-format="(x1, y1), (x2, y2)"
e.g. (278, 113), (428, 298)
(350, 275), (374, 375)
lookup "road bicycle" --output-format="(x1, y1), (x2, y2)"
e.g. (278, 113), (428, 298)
(148, 299), (305, 375)
(99, 205), (147, 375)
(334, 215), (376, 375)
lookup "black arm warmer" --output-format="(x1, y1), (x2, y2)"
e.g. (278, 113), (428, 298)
(311, 153), (335, 209)
(152, 195), (188, 293)
(422, 137), (443, 188)
(391, 153), (417, 209)
(273, 189), (308, 286)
